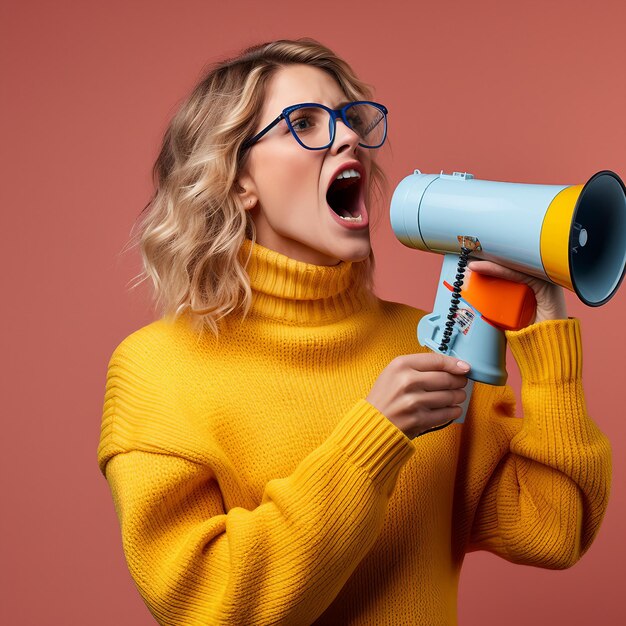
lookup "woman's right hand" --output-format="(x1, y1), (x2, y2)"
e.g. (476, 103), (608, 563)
(366, 353), (470, 439)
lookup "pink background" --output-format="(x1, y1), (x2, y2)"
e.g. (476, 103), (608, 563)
(2, 1), (625, 624)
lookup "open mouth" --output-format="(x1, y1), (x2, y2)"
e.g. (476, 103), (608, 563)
(326, 168), (364, 222)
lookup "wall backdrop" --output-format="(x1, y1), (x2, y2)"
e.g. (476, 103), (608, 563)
(2, 0), (624, 624)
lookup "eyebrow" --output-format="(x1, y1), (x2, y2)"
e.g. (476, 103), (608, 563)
(293, 100), (352, 110)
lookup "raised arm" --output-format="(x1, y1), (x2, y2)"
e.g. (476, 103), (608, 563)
(463, 319), (612, 568)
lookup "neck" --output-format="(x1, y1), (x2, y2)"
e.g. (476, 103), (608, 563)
(239, 239), (374, 325)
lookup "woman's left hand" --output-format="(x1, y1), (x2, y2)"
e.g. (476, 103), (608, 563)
(467, 260), (568, 325)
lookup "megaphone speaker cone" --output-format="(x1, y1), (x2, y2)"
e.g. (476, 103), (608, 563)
(570, 171), (626, 306)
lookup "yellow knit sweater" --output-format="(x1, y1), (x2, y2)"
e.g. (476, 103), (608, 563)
(98, 241), (611, 626)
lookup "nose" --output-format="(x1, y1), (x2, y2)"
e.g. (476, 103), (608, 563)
(329, 118), (360, 155)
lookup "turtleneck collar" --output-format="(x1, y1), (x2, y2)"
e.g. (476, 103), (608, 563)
(239, 239), (374, 325)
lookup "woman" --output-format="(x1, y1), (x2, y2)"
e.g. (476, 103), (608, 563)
(98, 39), (611, 625)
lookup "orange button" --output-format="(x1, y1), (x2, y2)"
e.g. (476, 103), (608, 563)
(444, 272), (536, 330)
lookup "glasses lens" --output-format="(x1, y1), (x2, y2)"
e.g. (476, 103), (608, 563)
(286, 106), (333, 149)
(345, 103), (387, 148)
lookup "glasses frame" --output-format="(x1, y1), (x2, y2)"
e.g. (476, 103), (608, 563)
(242, 100), (388, 151)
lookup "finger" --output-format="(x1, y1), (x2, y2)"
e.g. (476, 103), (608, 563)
(410, 406), (463, 436)
(400, 352), (471, 375)
(467, 260), (533, 285)
(417, 389), (466, 409)
(415, 371), (469, 392)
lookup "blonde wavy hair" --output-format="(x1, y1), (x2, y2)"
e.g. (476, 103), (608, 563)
(129, 38), (387, 334)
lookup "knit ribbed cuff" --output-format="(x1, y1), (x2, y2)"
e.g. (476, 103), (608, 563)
(327, 400), (415, 490)
(506, 318), (583, 384)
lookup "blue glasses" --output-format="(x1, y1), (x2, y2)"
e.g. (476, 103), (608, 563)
(243, 101), (388, 150)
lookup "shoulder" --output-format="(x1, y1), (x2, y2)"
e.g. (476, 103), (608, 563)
(360, 296), (428, 354)
(106, 314), (218, 381)
(98, 316), (213, 472)
(106, 318), (210, 426)
(377, 297), (425, 319)
(104, 314), (220, 417)
(374, 297), (426, 331)
(109, 315), (196, 363)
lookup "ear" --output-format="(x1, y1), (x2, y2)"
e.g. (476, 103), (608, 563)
(235, 171), (259, 211)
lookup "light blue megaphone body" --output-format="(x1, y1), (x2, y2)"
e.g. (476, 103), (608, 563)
(390, 169), (626, 422)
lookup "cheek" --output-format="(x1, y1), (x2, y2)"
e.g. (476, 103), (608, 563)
(255, 152), (321, 212)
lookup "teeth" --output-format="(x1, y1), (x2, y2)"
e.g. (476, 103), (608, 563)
(336, 169), (361, 180)
(339, 214), (363, 222)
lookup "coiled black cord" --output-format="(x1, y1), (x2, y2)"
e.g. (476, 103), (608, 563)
(438, 246), (472, 353)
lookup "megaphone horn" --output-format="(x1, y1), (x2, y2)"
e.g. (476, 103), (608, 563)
(391, 169), (626, 306)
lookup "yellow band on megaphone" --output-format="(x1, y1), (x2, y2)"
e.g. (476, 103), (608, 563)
(540, 184), (583, 290)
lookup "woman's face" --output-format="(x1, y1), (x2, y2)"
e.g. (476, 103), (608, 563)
(238, 64), (373, 266)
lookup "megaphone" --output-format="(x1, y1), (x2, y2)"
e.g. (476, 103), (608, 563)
(390, 169), (626, 416)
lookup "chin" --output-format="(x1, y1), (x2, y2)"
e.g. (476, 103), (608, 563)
(338, 242), (372, 264)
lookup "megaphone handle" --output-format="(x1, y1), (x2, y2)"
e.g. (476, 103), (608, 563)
(417, 254), (510, 386)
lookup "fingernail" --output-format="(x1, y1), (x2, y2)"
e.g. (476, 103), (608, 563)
(457, 361), (470, 371)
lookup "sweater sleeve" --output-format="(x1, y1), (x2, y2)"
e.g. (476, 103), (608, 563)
(465, 318), (612, 568)
(99, 349), (415, 626)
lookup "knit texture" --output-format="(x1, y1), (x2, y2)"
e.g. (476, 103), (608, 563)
(98, 241), (611, 626)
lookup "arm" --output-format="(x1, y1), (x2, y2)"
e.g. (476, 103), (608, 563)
(466, 319), (612, 568)
(100, 356), (414, 626)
